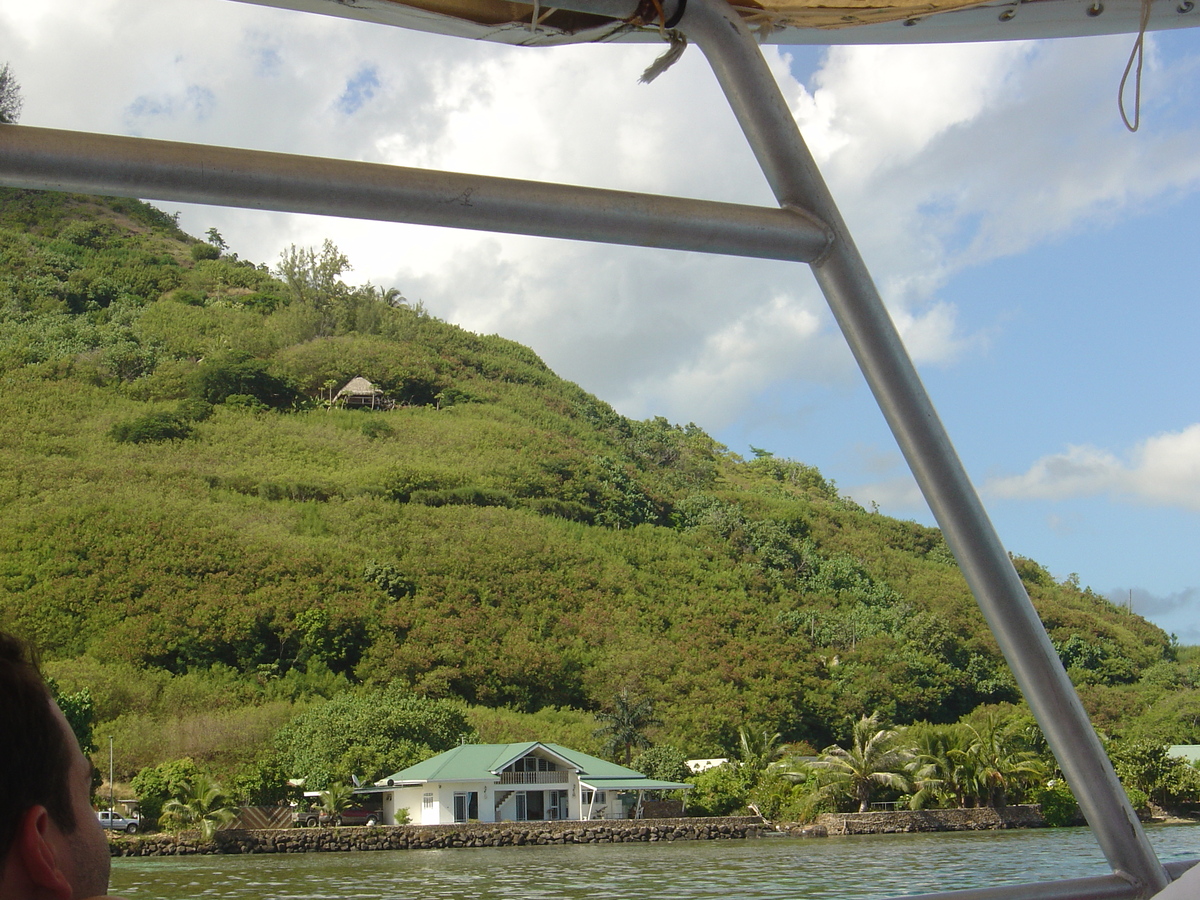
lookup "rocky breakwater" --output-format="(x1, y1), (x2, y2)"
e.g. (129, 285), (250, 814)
(109, 816), (766, 857)
(812, 805), (1045, 835)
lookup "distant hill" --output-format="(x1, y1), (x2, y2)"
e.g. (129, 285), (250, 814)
(0, 186), (1191, 778)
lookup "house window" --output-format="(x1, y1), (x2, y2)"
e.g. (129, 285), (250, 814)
(582, 790), (606, 805)
(423, 793), (434, 810)
(512, 756), (558, 773)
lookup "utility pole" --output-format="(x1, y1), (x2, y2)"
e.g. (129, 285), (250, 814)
(108, 735), (114, 814)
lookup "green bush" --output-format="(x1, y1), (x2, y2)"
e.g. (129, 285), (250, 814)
(110, 411), (193, 443)
(131, 757), (202, 830)
(409, 487), (515, 509)
(528, 498), (595, 523)
(1033, 780), (1081, 827)
(631, 745), (691, 784)
(685, 764), (752, 817)
(190, 243), (221, 261)
(360, 418), (395, 440)
(192, 355), (301, 409)
(224, 393), (270, 412)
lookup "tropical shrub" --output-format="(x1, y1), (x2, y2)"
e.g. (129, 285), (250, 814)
(1032, 780), (1081, 827)
(274, 685), (474, 789)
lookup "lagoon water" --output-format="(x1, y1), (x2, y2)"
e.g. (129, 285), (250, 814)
(111, 824), (1198, 900)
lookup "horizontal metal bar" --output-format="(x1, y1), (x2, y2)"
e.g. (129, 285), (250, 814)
(893, 861), (1198, 900)
(0, 125), (831, 264)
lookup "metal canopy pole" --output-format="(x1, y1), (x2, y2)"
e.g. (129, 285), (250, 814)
(0, 125), (832, 265)
(648, 0), (1168, 894)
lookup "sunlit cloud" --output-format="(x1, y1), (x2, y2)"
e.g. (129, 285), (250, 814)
(987, 424), (1200, 512)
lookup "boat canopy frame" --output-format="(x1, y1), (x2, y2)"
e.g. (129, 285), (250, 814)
(0, 1), (1195, 897)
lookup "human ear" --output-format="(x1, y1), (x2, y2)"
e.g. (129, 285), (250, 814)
(14, 806), (73, 900)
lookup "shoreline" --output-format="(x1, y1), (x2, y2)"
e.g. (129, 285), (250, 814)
(110, 808), (1200, 857)
(807, 805), (1046, 836)
(109, 816), (767, 857)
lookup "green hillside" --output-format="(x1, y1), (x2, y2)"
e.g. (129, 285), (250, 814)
(1, 187), (1194, 787)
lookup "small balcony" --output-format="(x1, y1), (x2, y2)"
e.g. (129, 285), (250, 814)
(498, 771), (569, 784)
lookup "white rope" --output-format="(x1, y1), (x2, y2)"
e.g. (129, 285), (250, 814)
(1118, 0), (1154, 132)
(639, 30), (688, 83)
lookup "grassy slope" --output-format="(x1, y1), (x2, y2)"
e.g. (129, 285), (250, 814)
(0, 187), (1187, 781)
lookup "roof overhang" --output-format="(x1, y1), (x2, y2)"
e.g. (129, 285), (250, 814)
(580, 777), (693, 792)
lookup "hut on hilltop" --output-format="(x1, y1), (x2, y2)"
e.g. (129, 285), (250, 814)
(334, 376), (394, 410)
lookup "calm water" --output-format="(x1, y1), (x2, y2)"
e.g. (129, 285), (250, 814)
(111, 824), (1199, 900)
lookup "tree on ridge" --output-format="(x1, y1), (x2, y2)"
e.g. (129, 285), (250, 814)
(0, 63), (22, 124)
(594, 689), (663, 765)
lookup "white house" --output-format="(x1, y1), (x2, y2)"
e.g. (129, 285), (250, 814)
(369, 741), (691, 826)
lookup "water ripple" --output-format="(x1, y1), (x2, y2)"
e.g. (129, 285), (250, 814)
(111, 825), (1199, 900)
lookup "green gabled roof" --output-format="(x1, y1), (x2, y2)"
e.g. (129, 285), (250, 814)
(378, 742), (687, 788)
(380, 742), (541, 784)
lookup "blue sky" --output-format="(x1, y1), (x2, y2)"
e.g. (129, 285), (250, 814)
(2, 0), (1198, 643)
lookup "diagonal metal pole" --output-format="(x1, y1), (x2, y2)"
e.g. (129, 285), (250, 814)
(659, 0), (1169, 894)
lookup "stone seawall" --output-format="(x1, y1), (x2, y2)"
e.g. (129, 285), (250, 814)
(812, 805), (1045, 835)
(109, 817), (766, 857)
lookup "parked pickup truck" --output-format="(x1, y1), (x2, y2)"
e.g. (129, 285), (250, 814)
(96, 810), (140, 834)
(319, 804), (383, 827)
(292, 806), (321, 828)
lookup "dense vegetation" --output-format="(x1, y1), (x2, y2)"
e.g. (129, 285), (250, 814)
(1, 188), (1195, 815)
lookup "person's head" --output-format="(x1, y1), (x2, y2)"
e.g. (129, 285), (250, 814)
(0, 631), (110, 900)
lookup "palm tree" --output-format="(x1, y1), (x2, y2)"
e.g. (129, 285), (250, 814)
(160, 774), (237, 841)
(593, 690), (663, 765)
(734, 726), (787, 774)
(906, 723), (973, 809)
(963, 712), (1047, 809)
(319, 781), (356, 826)
(807, 713), (912, 812)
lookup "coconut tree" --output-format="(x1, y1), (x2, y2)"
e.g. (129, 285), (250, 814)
(593, 690), (662, 765)
(807, 713), (912, 813)
(160, 774), (237, 841)
(906, 723), (974, 809)
(319, 781), (356, 826)
(733, 726), (787, 775)
(964, 712), (1047, 809)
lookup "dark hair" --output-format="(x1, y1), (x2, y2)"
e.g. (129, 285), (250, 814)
(0, 631), (78, 859)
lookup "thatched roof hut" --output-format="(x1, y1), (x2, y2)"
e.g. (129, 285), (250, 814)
(335, 376), (393, 410)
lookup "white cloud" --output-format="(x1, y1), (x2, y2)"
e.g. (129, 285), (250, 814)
(847, 475), (925, 514)
(987, 424), (1200, 512)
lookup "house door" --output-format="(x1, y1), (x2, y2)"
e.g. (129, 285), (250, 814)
(517, 790), (545, 820)
(548, 790), (569, 820)
(453, 792), (478, 823)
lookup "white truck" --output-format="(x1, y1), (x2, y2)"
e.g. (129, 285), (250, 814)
(96, 810), (139, 833)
